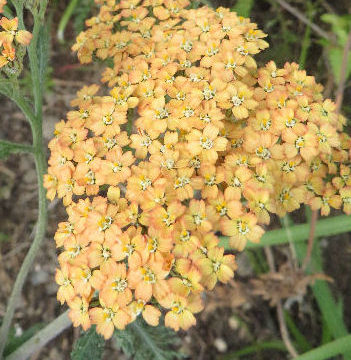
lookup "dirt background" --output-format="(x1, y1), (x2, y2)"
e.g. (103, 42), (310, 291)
(1, 0), (351, 359)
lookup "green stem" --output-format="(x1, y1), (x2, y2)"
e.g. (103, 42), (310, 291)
(5, 311), (71, 360)
(0, 2), (49, 357)
(299, 0), (313, 69)
(27, 1), (49, 118)
(0, 151), (48, 357)
(294, 335), (351, 360)
(57, 0), (80, 43)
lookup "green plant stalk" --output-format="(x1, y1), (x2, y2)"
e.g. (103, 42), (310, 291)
(294, 334), (351, 360)
(219, 214), (351, 249)
(5, 311), (71, 360)
(294, 240), (351, 358)
(0, 1), (49, 357)
(0, 128), (48, 359)
(294, 208), (351, 359)
(218, 340), (287, 359)
(27, 0), (49, 117)
(284, 311), (312, 352)
(321, 316), (332, 345)
(299, 0), (313, 68)
(57, 0), (80, 42)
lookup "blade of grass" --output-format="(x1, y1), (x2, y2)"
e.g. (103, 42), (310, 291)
(294, 241), (350, 350)
(293, 208), (351, 359)
(219, 214), (351, 250)
(232, 0), (255, 17)
(284, 311), (312, 353)
(321, 317), (332, 345)
(218, 340), (287, 359)
(299, 0), (314, 68)
(57, 0), (80, 43)
(293, 334), (351, 360)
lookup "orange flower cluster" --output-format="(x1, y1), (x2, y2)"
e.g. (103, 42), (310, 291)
(0, 3), (32, 70)
(45, 0), (351, 338)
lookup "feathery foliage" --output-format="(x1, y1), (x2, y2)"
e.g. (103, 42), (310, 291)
(114, 317), (183, 360)
(71, 326), (105, 360)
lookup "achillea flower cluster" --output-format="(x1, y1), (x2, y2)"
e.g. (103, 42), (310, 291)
(0, 3), (32, 70)
(45, 0), (351, 338)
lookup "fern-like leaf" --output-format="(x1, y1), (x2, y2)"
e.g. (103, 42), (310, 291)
(114, 317), (183, 360)
(71, 326), (105, 360)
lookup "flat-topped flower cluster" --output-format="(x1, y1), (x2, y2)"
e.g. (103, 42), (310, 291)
(45, 0), (351, 339)
(0, 1), (32, 71)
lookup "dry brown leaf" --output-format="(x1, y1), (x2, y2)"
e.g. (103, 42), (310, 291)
(202, 280), (252, 319)
(250, 262), (332, 306)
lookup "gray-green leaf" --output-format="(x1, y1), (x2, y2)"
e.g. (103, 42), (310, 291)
(114, 317), (183, 360)
(71, 326), (105, 360)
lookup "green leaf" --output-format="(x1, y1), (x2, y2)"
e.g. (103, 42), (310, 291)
(321, 14), (351, 35)
(219, 340), (287, 359)
(220, 214), (351, 249)
(0, 233), (9, 243)
(232, 0), (255, 17)
(284, 311), (312, 353)
(4, 323), (45, 357)
(293, 210), (351, 360)
(0, 140), (33, 159)
(328, 47), (351, 84)
(0, 80), (15, 98)
(114, 317), (182, 360)
(71, 326), (105, 360)
(294, 334), (351, 360)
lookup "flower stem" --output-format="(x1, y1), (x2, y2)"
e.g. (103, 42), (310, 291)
(5, 311), (71, 360)
(0, 1), (49, 357)
(0, 150), (48, 357)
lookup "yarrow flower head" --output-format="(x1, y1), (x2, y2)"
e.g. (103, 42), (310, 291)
(0, 8), (32, 73)
(45, 0), (351, 339)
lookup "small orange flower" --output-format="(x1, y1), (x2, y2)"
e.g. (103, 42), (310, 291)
(0, 17), (32, 45)
(90, 302), (131, 339)
(68, 296), (91, 331)
(159, 292), (203, 331)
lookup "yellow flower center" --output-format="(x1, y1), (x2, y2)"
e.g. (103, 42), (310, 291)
(172, 301), (184, 314)
(141, 267), (156, 283)
(231, 95), (244, 106)
(180, 230), (190, 242)
(162, 212), (175, 227)
(98, 216), (113, 231)
(140, 175), (152, 190)
(295, 136), (305, 149)
(112, 278), (128, 292)
(148, 237), (158, 253)
(215, 202), (227, 216)
(200, 136), (214, 149)
(237, 220), (250, 235)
